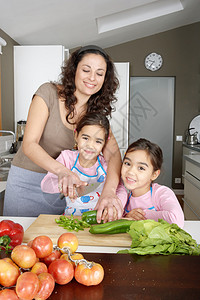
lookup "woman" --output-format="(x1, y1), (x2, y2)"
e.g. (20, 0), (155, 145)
(3, 45), (123, 221)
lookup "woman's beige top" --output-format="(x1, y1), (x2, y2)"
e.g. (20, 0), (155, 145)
(12, 82), (75, 173)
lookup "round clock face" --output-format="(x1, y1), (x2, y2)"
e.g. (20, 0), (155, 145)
(145, 52), (163, 71)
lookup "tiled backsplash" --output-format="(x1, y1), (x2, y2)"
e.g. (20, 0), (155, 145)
(0, 135), (14, 154)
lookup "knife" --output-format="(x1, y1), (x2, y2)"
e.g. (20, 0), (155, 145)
(60, 181), (102, 199)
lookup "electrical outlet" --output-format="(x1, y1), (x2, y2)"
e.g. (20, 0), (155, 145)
(175, 178), (181, 184)
(176, 136), (183, 142)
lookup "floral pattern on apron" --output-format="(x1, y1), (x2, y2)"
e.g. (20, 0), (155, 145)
(64, 154), (107, 216)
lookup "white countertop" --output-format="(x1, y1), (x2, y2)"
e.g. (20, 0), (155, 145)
(0, 216), (199, 253)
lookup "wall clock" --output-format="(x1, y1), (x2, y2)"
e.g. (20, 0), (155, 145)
(145, 52), (163, 71)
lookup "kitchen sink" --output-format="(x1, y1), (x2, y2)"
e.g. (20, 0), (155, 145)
(0, 157), (13, 181)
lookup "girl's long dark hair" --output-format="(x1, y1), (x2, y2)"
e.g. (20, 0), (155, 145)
(57, 47), (119, 123)
(125, 138), (163, 171)
(76, 113), (110, 141)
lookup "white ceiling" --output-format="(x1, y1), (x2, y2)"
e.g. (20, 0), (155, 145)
(0, 0), (200, 49)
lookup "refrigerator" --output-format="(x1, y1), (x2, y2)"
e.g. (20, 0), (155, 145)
(14, 45), (68, 130)
(129, 77), (175, 188)
(110, 62), (130, 158)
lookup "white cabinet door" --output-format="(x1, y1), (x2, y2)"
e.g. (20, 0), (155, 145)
(182, 145), (199, 183)
(110, 63), (129, 157)
(14, 45), (66, 129)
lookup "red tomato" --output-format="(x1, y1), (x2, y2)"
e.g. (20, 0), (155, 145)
(60, 252), (84, 268)
(31, 235), (53, 258)
(48, 259), (74, 285)
(41, 249), (61, 266)
(75, 262), (104, 286)
(11, 245), (37, 268)
(16, 272), (39, 300)
(0, 259), (20, 287)
(0, 289), (19, 299)
(57, 233), (78, 254)
(31, 262), (48, 275)
(35, 272), (55, 300)
(2, 257), (20, 271)
(27, 239), (33, 247)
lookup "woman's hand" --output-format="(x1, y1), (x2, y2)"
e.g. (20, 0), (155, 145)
(58, 171), (87, 202)
(126, 208), (146, 221)
(95, 191), (124, 223)
(94, 129), (123, 223)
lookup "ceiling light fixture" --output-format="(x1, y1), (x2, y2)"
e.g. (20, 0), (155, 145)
(96, 0), (184, 34)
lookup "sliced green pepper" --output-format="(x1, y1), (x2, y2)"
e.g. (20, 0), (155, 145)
(81, 210), (103, 225)
(89, 219), (135, 234)
(55, 215), (91, 232)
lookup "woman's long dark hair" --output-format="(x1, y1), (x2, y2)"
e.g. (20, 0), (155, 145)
(57, 46), (119, 123)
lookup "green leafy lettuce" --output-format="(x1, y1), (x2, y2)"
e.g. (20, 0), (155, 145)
(118, 219), (200, 255)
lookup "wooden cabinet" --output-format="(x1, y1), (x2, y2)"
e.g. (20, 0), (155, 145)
(182, 144), (200, 184)
(183, 156), (200, 220)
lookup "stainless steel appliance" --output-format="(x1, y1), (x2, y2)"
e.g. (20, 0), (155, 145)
(186, 128), (198, 145)
(16, 120), (26, 143)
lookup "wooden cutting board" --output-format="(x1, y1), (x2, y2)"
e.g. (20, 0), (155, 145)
(23, 214), (132, 247)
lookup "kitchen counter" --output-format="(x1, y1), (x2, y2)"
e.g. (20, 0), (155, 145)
(1, 216), (200, 300)
(183, 142), (200, 152)
(1, 216), (200, 251)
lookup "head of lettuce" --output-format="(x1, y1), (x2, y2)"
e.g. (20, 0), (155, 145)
(118, 219), (200, 256)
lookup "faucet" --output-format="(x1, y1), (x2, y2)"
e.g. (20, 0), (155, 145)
(0, 130), (16, 142)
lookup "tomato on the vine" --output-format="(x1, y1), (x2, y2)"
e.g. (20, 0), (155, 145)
(57, 233), (78, 254)
(16, 272), (39, 300)
(48, 259), (74, 285)
(35, 272), (55, 300)
(31, 262), (48, 275)
(31, 235), (53, 258)
(0, 289), (19, 299)
(11, 245), (37, 269)
(60, 252), (84, 268)
(75, 262), (104, 286)
(41, 249), (61, 266)
(0, 259), (20, 287)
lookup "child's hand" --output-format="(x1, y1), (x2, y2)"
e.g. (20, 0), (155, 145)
(126, 208), (146, 221)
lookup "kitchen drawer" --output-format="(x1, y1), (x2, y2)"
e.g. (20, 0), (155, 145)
(182, 146), (199, 176)
(183, 200), (200, 221)
(185, 160), (200, 181)
(184, 177), (200, 218)
(183, 200), (200, 220)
